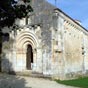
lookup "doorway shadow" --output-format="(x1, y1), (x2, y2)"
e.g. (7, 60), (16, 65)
(26, 44), (33, 70)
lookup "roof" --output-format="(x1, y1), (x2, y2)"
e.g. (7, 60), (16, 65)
(54, 8), (88, 32)
(30, 0), (88, 33)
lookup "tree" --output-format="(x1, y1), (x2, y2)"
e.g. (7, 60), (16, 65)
(0, 0), (33, 28)
(0, 0), (33, 71)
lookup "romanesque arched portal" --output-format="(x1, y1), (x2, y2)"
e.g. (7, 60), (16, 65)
(15, 29), (42, 72)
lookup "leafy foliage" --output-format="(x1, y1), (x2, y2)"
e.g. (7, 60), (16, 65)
(0, 0), (33, 28)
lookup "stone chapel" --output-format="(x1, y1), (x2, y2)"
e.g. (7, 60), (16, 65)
(1, 0), (88, 80)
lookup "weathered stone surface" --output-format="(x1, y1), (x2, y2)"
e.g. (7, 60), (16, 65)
(1, 0), (88, 80)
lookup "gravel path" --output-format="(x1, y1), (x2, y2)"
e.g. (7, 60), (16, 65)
(0, 74), (78, 88)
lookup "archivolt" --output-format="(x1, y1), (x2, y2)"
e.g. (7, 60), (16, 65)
(16, 31), (39, 49)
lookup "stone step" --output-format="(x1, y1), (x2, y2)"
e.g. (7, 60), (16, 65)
(9, 71), (51, 79)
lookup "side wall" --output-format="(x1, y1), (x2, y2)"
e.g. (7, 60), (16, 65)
(63, 14), (88, 79)
(52, 9), (88, 80)
(64, 20), (83, 76)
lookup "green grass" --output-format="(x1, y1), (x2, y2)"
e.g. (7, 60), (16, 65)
(56, 77), (88, 88)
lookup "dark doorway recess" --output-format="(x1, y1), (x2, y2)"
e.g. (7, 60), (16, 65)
(26, 44), (33, 70)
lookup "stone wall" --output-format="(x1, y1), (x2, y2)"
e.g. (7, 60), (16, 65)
(51, 9), (88, 79)
(64, 21), (83, 74)
(61, 9), (88, 79)
(1, 0), (88, 80)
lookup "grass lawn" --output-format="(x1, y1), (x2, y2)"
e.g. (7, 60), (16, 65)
(56, 77), (88, 88)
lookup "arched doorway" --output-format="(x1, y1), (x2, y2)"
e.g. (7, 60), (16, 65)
(26, 44), (33, 70)
(16, 31), (42, 72)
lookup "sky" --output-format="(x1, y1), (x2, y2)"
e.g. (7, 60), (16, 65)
(47, 0), (88, 29)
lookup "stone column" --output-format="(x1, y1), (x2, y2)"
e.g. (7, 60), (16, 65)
(11, 50), (17, 71)
(36, 47), (43, 73)
(32, 48), (37, 72)
(22, 49), (26, 70)
(16, 48), (25, 72)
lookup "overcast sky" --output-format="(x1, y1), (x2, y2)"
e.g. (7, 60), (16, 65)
(47, 0), (88, 29)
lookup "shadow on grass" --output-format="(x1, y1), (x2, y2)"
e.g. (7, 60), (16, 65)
(56, 77), (88, 88)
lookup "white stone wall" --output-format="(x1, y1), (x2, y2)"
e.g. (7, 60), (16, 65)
(83, 35), (88, 72)
(64, 24), (83, 73)
(51, 9), (88, 79)
(62, 11), (88, 78)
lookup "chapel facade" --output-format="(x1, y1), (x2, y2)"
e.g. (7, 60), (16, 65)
(1, 0), (88, 80)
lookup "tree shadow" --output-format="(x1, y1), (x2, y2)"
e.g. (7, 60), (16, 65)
(0, 53), (32, 88)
